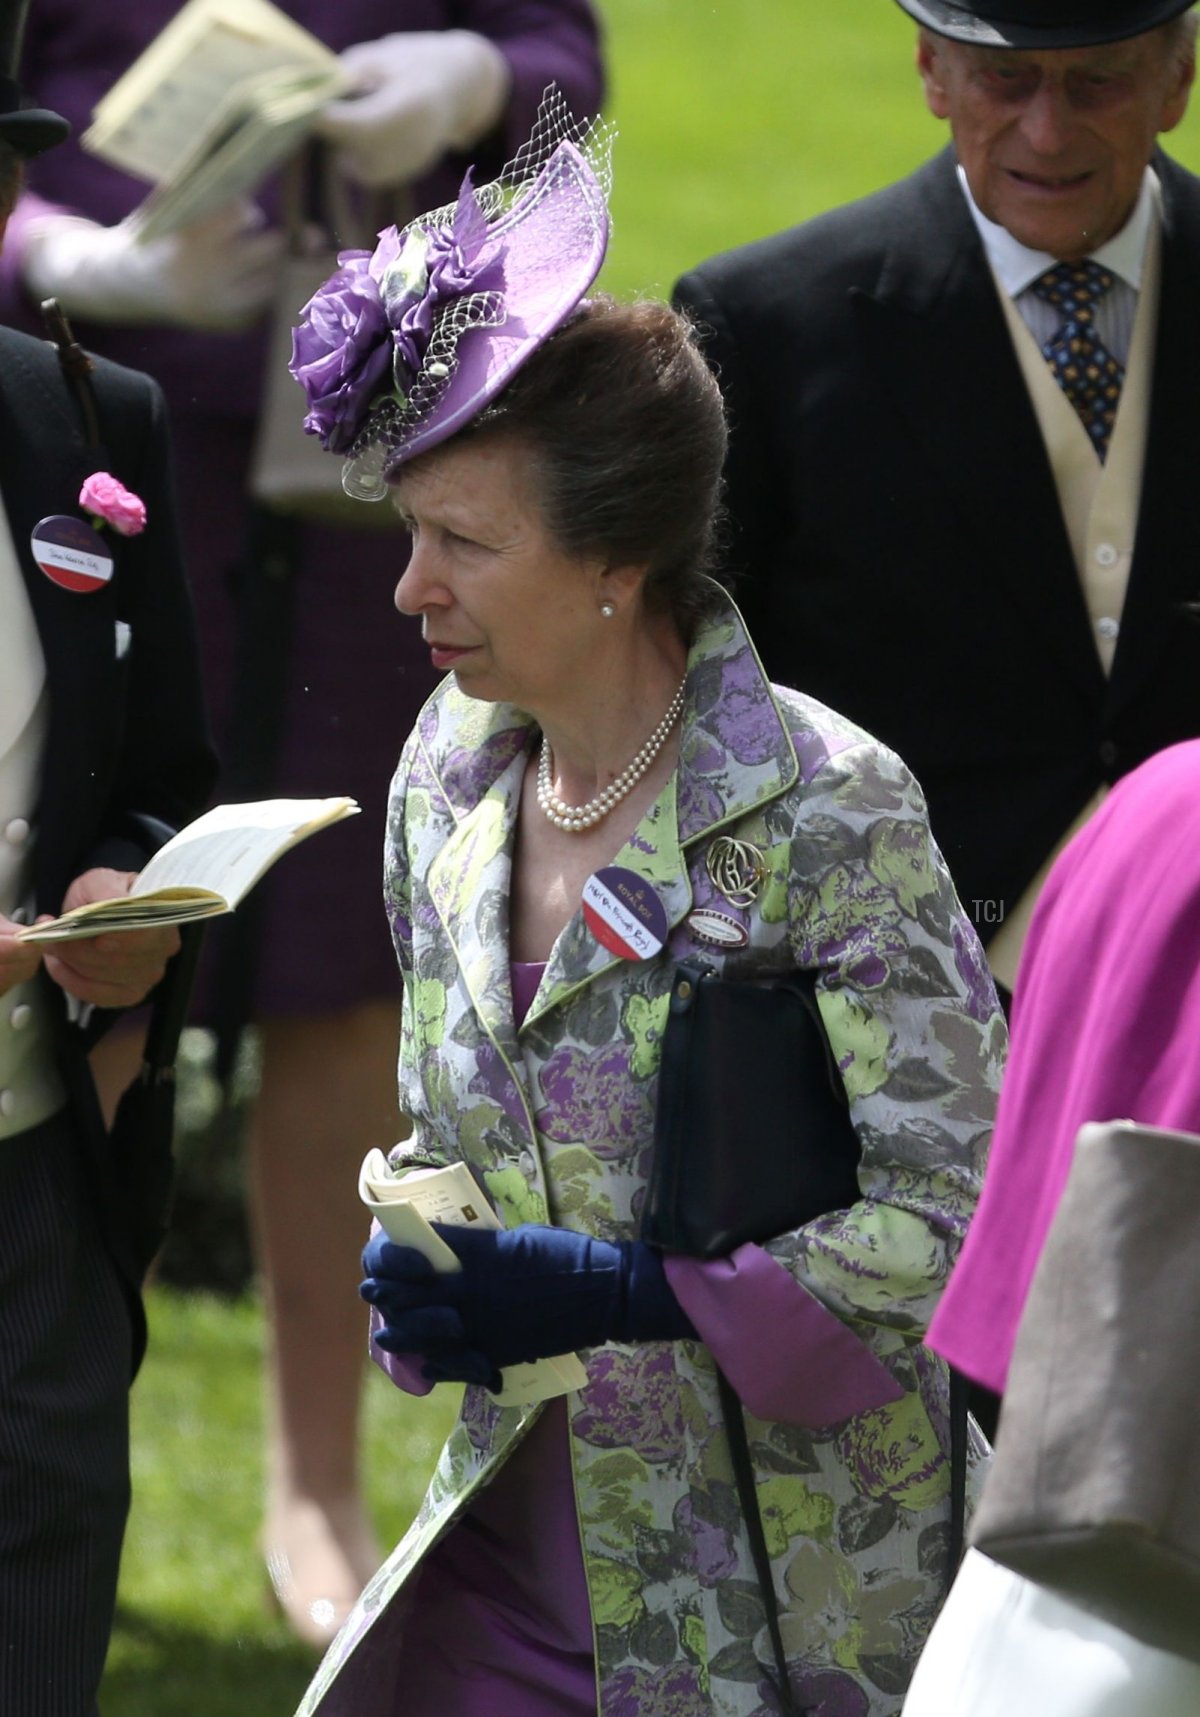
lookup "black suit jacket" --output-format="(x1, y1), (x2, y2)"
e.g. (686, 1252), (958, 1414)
(675, 147), (1200, 940)
(0, 325), (216, 1360)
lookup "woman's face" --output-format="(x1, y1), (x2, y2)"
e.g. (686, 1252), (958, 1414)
(392, 436), (609, 710)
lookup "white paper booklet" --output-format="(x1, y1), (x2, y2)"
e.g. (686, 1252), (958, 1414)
(83, 0), (346, 238)
(19, 796), (358, 943)
(359, 1148), (589, 1409)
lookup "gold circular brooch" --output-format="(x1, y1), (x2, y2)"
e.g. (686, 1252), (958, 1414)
(704, 837), (767, 909)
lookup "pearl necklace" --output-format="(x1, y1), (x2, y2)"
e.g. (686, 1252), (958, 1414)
(536, 680), (686, 833)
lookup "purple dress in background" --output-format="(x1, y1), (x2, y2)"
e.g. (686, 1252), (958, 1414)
(374, 961), (903, 1713)
(1, 1), (604, 1015)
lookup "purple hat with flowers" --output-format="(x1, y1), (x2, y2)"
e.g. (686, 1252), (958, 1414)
(290, 90), (614, 503)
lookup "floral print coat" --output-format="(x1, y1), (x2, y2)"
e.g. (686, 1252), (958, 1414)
(297, 597), (1004, 1717)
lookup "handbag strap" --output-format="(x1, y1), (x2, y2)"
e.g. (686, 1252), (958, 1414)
(717, 1368), (809, 1717)
(949, 1363), (968, 1574)
(139, 924), (204, 1085)
(278, 140), (407, 256)
(717, 1360), (969, 1717)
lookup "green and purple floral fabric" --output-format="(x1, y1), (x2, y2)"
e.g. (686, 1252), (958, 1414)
(297, 598), (1004, 1717)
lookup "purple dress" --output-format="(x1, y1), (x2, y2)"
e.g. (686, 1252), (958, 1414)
(382, 962), (595, 1713)
(0, 0), (604, 1015)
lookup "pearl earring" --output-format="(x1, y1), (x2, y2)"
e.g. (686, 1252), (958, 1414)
(600, 601), (615, 618)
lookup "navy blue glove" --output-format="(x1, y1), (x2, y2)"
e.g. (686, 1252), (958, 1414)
(360, 1223), (696, 1389)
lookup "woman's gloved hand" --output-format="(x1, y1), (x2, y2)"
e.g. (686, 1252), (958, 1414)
(314, 31), (510, 189)
(20, 202), (284, 331)
(361, 1222), (696, 1390)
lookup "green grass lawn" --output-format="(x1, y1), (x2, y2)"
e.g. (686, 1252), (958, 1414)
(598, 0), (1200, 299)
(102, 4), (1200, 1712)
(107, 1289), (459, 1713)
(599, 0), (944, 298)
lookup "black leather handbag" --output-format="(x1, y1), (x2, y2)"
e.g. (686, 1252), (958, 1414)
(642, 958), (861, 1257)
(643, 957), (967, 1717)
(643, 957), (862, 1716)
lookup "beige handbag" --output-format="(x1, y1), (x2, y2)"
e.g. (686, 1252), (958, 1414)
(970, 1119), (1200, 1662)
(249, 150), (406, 530)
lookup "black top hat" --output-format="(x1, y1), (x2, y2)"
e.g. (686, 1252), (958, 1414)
(0, 0), (67, 155)
(893, 0), (1196, 49)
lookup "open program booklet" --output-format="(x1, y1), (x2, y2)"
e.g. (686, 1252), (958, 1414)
(83, 0), (346, 240)
(359, 1149), (589, 1409)
(18, 797), (358, 944)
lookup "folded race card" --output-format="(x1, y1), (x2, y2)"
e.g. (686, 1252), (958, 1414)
(19, 797), (358, 943)
(358, 1149), (588, 1409)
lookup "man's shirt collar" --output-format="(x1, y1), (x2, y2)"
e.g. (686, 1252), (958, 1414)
(956, 164), (1157, 298)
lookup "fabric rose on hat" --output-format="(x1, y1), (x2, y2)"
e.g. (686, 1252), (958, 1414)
(291, 174), (505, 458)
(290, 252), (393, 455)
(79, 471), (146, 537)
(376, 174), (505, 396)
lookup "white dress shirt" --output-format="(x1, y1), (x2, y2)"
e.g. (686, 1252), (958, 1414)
(957, 164), (1158, 364)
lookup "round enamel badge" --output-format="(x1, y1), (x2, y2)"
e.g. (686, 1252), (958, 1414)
(582, 867), (668, 962)
(31, 515), (115, 594)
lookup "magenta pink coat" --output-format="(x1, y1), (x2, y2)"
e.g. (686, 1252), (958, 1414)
(928, 739), (1200, 1396)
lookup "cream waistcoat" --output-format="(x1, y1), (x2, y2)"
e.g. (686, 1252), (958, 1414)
(985, 217), (1161, 992)
(0, 501), (67, 1135)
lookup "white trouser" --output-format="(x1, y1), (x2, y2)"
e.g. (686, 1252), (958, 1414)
(902, 1549), (1200, 1717)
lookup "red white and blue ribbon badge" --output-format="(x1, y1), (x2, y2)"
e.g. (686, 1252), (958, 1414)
(31, 515), (115, 594)
(582, 866), (668, 962)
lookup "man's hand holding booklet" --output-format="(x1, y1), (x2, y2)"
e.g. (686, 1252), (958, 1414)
(18, 797), (358, 944)
(82, 0), (347, 240)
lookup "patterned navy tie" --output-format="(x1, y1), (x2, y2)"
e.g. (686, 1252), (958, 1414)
(1032, 260), (1125, 460)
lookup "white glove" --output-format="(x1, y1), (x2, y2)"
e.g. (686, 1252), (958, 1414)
(21, 201), (285, 332)
(314, 31), (511, 190)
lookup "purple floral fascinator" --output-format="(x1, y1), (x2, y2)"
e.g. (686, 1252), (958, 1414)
(290, 89), (615, 501)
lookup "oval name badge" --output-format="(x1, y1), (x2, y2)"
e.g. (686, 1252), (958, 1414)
(582, 866), (668, 962)
(687, 908), (749, 950)
(32, 515), (114, 594)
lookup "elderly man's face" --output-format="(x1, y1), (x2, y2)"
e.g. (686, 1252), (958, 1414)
(918, 26), (1194, 259)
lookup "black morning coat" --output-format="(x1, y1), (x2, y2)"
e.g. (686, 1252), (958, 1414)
(675, 146), (1200, 944)
(0, 324), (216, 1366)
